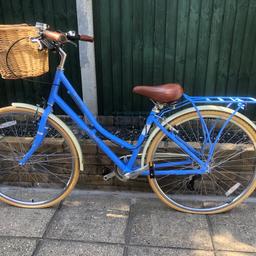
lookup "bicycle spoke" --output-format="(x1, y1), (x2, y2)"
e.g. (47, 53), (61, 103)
(0, 109), (78, 207)
(148, 110), (256, 213)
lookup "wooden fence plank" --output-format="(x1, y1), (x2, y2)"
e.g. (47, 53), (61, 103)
(226, 0), (249, 95)
(205, 0), (226, 95)
(237, 0), (256, 96)
(132, 0), (144, 112)
(110, 0), (122, 114)
(184, 0), (201, 95)
(216, 0), (237, 95)
(175, 0), (190, 87)
(142, 0), (155, 111)
(120, 0), (133, 113)
(164, 0), (178, 83)
(194, 0), (213, 95)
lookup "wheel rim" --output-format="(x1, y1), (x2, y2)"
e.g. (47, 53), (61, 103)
(0, 107), (79, 207)
(147, 111), (256, 213)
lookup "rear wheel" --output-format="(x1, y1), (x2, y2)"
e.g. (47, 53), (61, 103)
(0, 106), (80, 208)
(146, 108), (256, 214)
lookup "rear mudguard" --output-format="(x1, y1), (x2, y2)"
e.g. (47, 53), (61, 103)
(141, 105), (256, 167)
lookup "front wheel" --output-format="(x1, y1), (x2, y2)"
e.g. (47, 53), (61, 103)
(0, 106), (80, 208)
(145, 107), (256, 214)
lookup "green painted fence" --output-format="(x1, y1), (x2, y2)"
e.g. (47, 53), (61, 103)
(0, 0), (82, 111)
(93, 0), (256, 116)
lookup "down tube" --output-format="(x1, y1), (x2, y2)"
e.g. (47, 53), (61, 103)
(59, 72), (134, 150)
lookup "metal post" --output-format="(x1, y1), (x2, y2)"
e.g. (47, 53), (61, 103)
(76, 0), (98, 115)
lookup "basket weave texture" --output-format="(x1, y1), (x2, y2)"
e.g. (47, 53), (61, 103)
(0, 24), (49, 79)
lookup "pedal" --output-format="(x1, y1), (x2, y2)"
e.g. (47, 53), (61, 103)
(103, 171), (116, 181)
(102, 167), (116, 181)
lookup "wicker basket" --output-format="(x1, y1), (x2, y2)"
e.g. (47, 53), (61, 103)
(0, 24), (49, 79)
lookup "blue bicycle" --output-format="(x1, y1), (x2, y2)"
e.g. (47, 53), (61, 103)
(0, 23), (256, 214)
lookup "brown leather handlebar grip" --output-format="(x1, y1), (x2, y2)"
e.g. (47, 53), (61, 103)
(43, 30), (67, 43)
(79, 35), (94, 42)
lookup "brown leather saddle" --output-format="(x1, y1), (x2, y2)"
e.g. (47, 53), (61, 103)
(133, 83), (183, 103)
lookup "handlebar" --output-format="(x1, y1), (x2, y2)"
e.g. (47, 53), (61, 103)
(41, 30), (94, 43)
(43, 30), (67, 43)
(33, 23), (94, 69)
(75, 34), (94, 42)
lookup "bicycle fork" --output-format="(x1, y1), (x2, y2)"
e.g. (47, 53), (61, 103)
(19, 75), (61, 166)
(19, 105), (52, 166)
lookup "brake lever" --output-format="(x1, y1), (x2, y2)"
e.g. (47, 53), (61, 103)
(40, 38), (56, 50)
(30, 37), (44, 50)
(66, 40), (77, 47)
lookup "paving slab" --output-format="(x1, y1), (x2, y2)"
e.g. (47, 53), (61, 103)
(127, 246), (215, 256)
(0, 203), (56, 237)
(46, 194), (130, 243)
(209, 203), (256, 252)
(216, 252), (256, 256)
(0, 189), (255, 256)
(63, 191), (131, 212)
(0, 237), (36, 256)
(129, 199), (213, 250)
(36, 240), (124, 256)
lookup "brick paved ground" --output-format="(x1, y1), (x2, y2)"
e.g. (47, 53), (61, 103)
(0, 190), (255, 256)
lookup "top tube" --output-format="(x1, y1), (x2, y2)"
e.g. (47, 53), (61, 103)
(52, 70), (155, 151)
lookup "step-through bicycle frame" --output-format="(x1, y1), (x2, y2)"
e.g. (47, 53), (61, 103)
(19, 68), (256, 177)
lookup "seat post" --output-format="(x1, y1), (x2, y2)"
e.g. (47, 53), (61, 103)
(151, 100), (166, 113)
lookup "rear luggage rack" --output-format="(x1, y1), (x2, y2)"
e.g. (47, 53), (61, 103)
(160, 95), (256, 117)
(189, 96), (256, 104)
